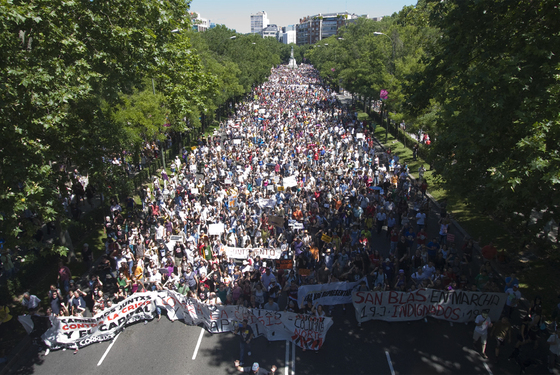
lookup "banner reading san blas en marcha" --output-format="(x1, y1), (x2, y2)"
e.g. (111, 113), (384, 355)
(352, 288), (506, 324)
(40, 291), (333, 351)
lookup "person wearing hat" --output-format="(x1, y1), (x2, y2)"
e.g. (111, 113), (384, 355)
(234, 360), (277, 374)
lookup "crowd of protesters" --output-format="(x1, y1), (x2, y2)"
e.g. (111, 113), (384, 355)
(34, 64), (514, 319)
(3, 63), (558, 371)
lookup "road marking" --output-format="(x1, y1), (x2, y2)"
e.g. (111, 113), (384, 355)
(385, 350), (395, 375)
(285, 341), (290, 375)
(483, 362), (493, 375)
(97, 332), (120, 366)
(291, 340), (296, 375)
(192, 327), (205, 360)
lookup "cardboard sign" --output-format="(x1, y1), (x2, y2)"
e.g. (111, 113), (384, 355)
(298, 268), (311, 276)
(268, 215), (284, 228)
(321, 234), (332, 243)
(276, 259), (294, 270)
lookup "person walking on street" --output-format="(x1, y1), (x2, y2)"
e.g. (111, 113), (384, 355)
(473, 310), (492, 359)
(234, 319), (254, 366)
(491, 316), (511, 360)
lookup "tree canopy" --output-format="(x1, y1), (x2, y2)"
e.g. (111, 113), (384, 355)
(405, 0), (560, 234)
(0, 0), (290, 258)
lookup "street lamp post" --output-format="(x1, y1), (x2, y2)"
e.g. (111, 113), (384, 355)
(373, 32), (395, 143)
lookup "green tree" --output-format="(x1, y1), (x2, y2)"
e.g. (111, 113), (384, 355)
(0, 0), (196, 257)
(406, 0), (560, 236)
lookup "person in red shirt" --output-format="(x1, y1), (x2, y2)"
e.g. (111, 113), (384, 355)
(481, 242), (497, 261)
(416, 227), (428, 247)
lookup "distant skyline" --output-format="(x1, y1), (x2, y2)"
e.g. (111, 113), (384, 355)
(189, 0), (418, 34)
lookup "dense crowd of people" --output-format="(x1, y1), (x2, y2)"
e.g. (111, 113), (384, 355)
(44, 65), (502, 318)
(4, 63), (558, 372)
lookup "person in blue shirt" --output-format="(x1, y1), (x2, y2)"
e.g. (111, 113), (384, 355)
(426, 237), (439, 262)
(504, 272), (519, 292)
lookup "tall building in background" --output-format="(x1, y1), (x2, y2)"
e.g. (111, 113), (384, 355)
(296, 12), (363, 45)
(251, 11), (269, 34)
(190, 12), (209, 32)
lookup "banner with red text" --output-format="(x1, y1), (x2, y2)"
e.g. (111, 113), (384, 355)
(352, 289), (506, 324)
(42, 292), (155, 349)
(39, 291), (333, 351)
(156, 291), (333, 349)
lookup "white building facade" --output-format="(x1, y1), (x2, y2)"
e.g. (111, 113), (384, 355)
(251, 11), (269, 34)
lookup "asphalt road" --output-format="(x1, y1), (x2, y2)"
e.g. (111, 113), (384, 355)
(8, 307), (555, 375)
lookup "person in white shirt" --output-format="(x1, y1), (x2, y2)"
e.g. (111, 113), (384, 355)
(416, 211), (426, 231)
(548, 326), (560, 373)
(473, 310), (492, 359)
(22, 293), (41, 312)
(411, 267), (427, 285)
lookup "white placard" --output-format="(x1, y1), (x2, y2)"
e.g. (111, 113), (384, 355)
(208, 223), (225, 235)
(283, 176), (297, 188)
(356, 133), (364, 139)
(233, 139), (241, 145)
(191, 188), (199, 195)
(224, 246), (282, 259)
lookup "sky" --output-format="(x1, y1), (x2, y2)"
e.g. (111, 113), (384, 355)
(189, 0), (418, 34)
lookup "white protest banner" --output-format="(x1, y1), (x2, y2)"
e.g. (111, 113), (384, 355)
(356, 133), (364, 139)
(297, 278), (366, 307)
(38, 291), (333, 352)
(280, 311), (334, 350)
(292, 222), (304, 230)
(283, 175), (297, 188)
(208, 223), (225, 235)
(233, 139), (242, 145)
(352, 289), (507, 324)
(42, 292), (155, 349)
(224, 246), (282, 260)
(160, 295), (332, 349)
(191, 187), (199, 195)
